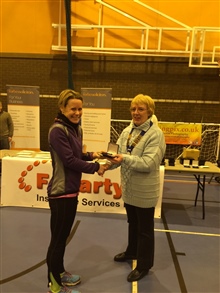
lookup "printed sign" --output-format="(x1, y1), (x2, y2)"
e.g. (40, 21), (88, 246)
(7, 85), (40, 150)
(81, 88), (112, 151)
(158, 123), (202, 145)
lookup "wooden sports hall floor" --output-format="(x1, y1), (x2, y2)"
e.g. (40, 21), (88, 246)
(0, 174), (219, 293)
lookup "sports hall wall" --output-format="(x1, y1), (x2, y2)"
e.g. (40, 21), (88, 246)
(0, 1), (219, 151)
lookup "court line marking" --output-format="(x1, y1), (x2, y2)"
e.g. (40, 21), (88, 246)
(155, 228), (220, 237)
(0, 220), (80, 284)
(132, 260), (138, 293)
(129, 228), (219, 293)
(161, 211), (187, 293)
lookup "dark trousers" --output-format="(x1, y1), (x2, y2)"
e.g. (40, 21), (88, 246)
(0, 137), (10, 149)
(46, 197), (78, 286)
(125, 203), (155, 271)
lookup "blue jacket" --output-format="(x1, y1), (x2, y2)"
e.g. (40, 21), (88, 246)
(47, 120), (99, 197)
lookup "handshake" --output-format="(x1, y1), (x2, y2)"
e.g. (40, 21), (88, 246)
(97, 162), (111, 177)
(92, 150), (123, 177)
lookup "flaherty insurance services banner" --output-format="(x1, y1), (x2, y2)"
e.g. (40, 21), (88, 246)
(1, 156), (164, 218)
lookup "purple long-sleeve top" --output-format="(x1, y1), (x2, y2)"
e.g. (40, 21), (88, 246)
(47, 121), (99, 197)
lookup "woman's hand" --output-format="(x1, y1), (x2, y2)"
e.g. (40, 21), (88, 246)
(107, 154), (123, 164)
(97, 163), (111, 176)
(92, 151), (104, 159)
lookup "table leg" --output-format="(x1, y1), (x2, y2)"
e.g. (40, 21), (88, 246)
(194, 174), (200, 205)
(208, 175), (214, 184)
(194, 174), (206, 219)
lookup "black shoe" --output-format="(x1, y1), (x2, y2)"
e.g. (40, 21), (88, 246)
(127, 268), (149, 282)
(114, 252), (136, 262)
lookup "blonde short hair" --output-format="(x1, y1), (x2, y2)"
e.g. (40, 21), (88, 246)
(131, 94), (155, 117)
(58, 89), (83, 109)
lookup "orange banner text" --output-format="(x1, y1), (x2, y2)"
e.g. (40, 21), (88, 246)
(158, 123), (202, 145)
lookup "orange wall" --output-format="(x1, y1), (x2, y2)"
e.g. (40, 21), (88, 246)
(0, 0), (219, 54)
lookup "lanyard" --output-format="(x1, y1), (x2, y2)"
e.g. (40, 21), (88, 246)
(126, 121), (153, 154)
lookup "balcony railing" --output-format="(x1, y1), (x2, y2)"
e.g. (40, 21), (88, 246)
(51, 0), (220, 68)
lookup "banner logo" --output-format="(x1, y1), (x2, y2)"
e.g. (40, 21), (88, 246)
(18, 160), (50, 192)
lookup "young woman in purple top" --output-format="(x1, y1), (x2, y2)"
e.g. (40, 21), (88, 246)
(46, 89), (107, 293)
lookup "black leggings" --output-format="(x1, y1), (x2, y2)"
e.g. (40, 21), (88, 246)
(125, 203), (155, 271)
(46, 197), (78, 286)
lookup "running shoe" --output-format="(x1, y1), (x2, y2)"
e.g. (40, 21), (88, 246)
(61, 271), (81, 286)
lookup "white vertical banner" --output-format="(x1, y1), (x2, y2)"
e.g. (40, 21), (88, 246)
(81, 88), (112, 152)
(6, 85), (40, 150)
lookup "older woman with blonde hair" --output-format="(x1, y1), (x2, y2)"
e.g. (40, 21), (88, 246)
(108, 94), (166, 282)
